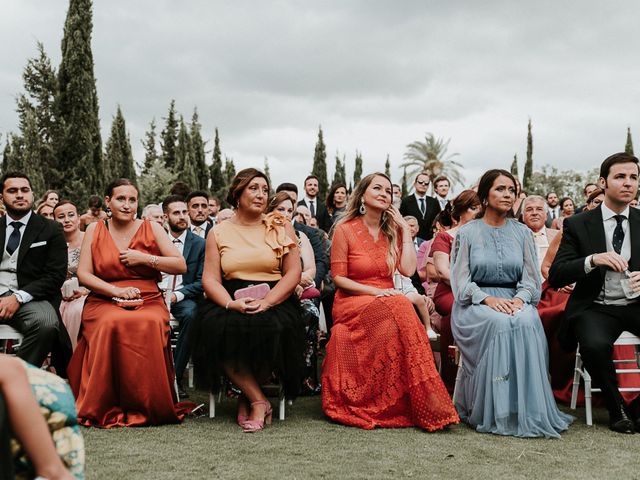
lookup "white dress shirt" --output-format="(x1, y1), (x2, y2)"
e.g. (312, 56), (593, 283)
(304, 196), (318, 217)
(584, 204), (632, 305)
(531, 226), (550, 274)
(190, 223), (206, 239)
(2, 211), (34, 303)
(159, 229), (187, 303)
(414, 193), (428, 218)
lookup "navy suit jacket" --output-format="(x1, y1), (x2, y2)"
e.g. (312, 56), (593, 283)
(176, 229), (205, 300)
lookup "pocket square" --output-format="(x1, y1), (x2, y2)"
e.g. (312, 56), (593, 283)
(29, 241), (47, 248)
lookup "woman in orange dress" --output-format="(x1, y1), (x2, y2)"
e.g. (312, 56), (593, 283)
(68, 179), (188, 428)
(321, 172), (459, 431)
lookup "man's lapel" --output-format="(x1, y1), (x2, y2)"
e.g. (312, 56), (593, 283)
(629, 207), (640, 271)
(18, 214), (45, 267)
(182, 229), (193, 262)
(0, 216), (6, 254)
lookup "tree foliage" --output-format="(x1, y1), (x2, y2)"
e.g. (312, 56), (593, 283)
(384, 154), (391, 179)
(209, 128), (225, 196)
(527, 165), (599, 200)
(141, 119), (158, 175)
(333, 152), (346, 186)
(138, 157), (176, 208)
(160, 100), (178, 171)
(510, 153), (519, 178)
(626, 127), (634, 155)
(174, 116), (197, 189)
(311, 126), (329, 200)
(401, 133), (464, 188)
(56, 0), (103, 201)
(401, 167), (408, 197)
(104, 105), (135, 183)
(353, 150), (363, 186)
(190, 109), (208, 190)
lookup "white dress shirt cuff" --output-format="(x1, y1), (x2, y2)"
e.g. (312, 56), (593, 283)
(584, 255), (596, 274)
(173, 291), (185, 303)
(14, 290), (33, 304)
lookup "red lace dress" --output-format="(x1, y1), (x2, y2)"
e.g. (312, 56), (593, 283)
(321, 218), (459, 430)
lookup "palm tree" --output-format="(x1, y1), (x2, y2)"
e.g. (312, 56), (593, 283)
(400, 133), (465, 190)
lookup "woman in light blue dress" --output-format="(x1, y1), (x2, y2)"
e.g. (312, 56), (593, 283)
(450, 169), (573, 438)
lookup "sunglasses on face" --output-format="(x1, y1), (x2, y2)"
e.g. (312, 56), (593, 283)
(416, 181), (429, 186)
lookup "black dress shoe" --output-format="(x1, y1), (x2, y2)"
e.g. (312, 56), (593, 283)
(609, 406), (635, 434)
(177, 382), (189, 399)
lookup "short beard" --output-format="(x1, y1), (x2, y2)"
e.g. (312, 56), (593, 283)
(5, 203), (32, 218)
(168, 223), (187, 234)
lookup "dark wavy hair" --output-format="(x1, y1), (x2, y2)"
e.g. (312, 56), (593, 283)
(105, 178), (138, 198)
(437, 190), (481, 226)
(325, 183), (347, 214)
(226, 168), (270, 209)
(477, 169), (517, 218)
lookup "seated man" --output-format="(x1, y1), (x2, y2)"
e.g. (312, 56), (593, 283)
(0, 172), (70, 373)
(78, 195), (107, 231)
(141, 204), (164, 226)
(187, 191), (213, 238)
(521, 195), (560, 275)
(549, 152), (640, 433)
(160, 195), (205, 398)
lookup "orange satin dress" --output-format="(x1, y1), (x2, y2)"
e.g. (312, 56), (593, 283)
(321, 218), (459, 431)
(68, 220), (187, 427)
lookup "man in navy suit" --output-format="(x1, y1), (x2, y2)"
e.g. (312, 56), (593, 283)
(399, 172), (441, 241)
(186, 191), (213, 239)
(298, 175), (329, 232)
(160, 195), (205, 398)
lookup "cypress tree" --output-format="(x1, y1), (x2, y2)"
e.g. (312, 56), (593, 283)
(2, 139), (12, 173)
(522, 119), (533, 191)
(401, 167), (408, 197)
(264, 158), (273, 193)
(190, 109), (208, 190)
(160, 100), (178, 171)
(223, 157), (236, 186)
(209, 128), (225, 196)
(56, 0), (103, 200)
(18, 108), (47, 195)
(104, 105), (136, 183)
(175, 117), (197, 189)
(510, 153), (519, 178)
(353, 150), (363, 185)
(138, 157), (176, 208)
(384, 154), (391, 178)
(333, 152), (346, 186)
(141, 119), (158, 175)
(18, 43), (61, 188)
(625, 127), (634, 155)
(311, 126), (329, 200)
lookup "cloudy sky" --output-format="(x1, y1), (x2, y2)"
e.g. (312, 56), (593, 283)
(1, 0), (639, 192)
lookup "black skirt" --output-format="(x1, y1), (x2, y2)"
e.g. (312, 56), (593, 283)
(190, 279), (305, 398)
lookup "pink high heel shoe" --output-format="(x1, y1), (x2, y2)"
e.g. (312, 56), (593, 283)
(242, 400), (273, 433)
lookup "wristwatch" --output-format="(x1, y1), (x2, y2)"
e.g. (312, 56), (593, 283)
(589, 254), (597, 268)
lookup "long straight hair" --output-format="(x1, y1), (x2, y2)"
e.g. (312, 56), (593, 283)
(334, 172), (398, 275)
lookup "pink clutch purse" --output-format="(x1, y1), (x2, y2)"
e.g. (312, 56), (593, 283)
(234, 283), (271, 301)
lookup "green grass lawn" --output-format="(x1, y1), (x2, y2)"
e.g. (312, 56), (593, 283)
(82, 390), (640, 480)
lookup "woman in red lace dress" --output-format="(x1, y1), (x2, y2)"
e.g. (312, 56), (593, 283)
(321, 173), (459, 431)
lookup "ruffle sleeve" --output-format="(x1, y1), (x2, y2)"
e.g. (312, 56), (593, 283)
(263, 212), (297, 259)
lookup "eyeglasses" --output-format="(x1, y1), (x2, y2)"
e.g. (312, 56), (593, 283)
(416, 181), (429, 186)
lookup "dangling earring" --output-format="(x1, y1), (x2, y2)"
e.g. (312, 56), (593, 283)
(359, 199), (366, 215)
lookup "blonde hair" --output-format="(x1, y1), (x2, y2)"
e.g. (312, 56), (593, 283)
(333, 172), (398, 275)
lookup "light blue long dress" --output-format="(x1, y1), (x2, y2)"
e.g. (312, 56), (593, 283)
(450, 219), (573, 438)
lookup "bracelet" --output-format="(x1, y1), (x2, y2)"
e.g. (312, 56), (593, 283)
(225, 300), (233, 310)
(149, 255), (159, 269)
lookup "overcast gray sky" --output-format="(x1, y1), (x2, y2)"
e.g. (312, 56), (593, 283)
(1, 0), (639, 191)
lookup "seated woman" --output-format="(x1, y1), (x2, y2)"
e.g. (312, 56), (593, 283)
(550, 196), (575, 230)
(267, 191), (321, 394)
(430, 190), (481, 392)
(450, 169), (573, 437)
(68, 179), (188, 428)
(191, 168), (305, 433)
(36, 202), (55, 220)
(54, 201), (89, 350)
(320, 183), (348, 232)
(0, 354), (80, 480)
(321, 172), (458, 431)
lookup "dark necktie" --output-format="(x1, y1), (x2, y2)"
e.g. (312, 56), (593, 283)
(419, 198), (426, 216)
(309, 201), (315, 217)
(6, 221), (22, 256)
(612, 215), (625, 254)
(173, 238), (182, 245)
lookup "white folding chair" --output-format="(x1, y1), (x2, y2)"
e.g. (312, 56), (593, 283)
(0, 324), (23, 354)
(570, 331), (640, 425)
